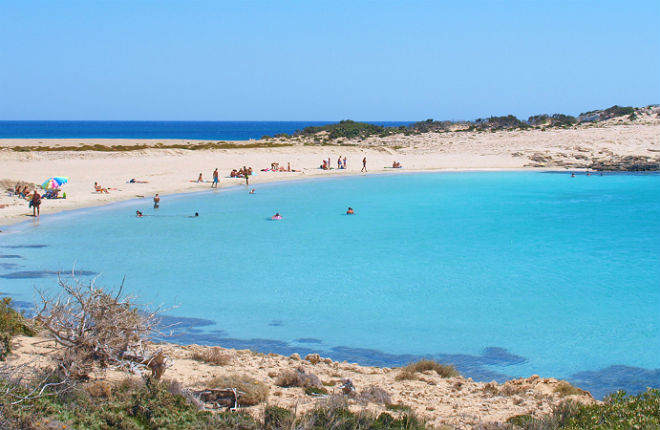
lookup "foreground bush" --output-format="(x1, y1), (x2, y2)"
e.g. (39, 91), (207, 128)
(0, 375), (425, 430)
(0, 297), (36, 360)
(503, 389), (660, 430)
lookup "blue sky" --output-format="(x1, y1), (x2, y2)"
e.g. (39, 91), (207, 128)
(1, 0), (658, 121)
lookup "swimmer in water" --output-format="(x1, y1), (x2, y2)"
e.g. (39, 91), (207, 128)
(249, 188), (255, 194)
(571, 173), (575, 177)
(271, 212), (282, 220)
(346, 207), (354, 215)
(136, 210), (143, 217)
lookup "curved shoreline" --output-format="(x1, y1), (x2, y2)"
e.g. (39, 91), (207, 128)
(0, 163), (559, 230)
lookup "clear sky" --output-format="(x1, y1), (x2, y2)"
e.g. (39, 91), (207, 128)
(1, 0), (658, 121)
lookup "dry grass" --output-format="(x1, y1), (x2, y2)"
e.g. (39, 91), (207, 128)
(275, 367), (322, 388)
(395, 359), (459, 381)
(0, 179), (36, 191)
(190, 347), (231, 366)
(204, 374), (269, 406)
(9, 141), (294, 152)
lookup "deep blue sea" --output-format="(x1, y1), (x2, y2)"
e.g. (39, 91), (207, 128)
(0, 121), (410, 141)
(2, 172), (659, 399)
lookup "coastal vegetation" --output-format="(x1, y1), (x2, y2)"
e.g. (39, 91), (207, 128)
(266, 104), (655, 142)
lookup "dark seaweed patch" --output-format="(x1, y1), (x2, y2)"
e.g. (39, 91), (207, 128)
(1, 244), (48, 249)
(0, 270), (98, 279)
(296, 338), (323, 344)
(0, 254), (22, 259)
(569, 365), (660, 400)
(268, 320), (284, 327)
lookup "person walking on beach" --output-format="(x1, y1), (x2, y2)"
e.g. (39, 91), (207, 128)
(30, 189), (41, 217)
(343, 156), (347, 169)
(361, 156), (367, 173)
(338, 156), (342, 169)
(153, 193), (160, 209)
(212, 168), (219, 188)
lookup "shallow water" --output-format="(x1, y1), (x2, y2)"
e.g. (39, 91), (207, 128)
(2, 172), (659, 398)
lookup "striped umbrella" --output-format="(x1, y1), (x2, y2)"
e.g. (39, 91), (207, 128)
(41, 176), (68, 190)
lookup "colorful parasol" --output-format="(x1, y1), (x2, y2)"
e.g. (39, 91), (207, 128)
(41, 176), (68, 190)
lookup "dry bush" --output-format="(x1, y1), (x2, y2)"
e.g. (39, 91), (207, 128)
(275, 366), (322, 388)
(83, 380), (114, 399)
(554, 381), (584, 397)
(500, 383), (526, 396)
(191, 347), (231, 366)
(395, 359), (459, 381)
(358, 385), (392, 404)
(204, 374), (269, 406)
(482, 381), (500, 396)
(36, 274), (167, 381)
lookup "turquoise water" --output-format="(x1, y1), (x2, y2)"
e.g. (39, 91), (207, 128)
(2, 172), (659, 397)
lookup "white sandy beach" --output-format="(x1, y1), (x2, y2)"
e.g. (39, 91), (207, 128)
(1, 119), (658, 228)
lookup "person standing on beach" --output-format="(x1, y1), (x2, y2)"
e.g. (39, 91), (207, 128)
(153, 193), (160, 209)
(31, 189), (41, 217)
(343, 156), (347, 169)
(337, 156), (342, 169)
(361, 156), (367, 172)
(212, 168), (219, 188)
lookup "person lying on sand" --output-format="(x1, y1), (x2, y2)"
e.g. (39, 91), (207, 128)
(128, 178), (149, 183)
(94, 182), (109, 193)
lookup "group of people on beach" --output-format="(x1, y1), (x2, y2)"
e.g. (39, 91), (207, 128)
(229, 166), (253, 178)
(321, 156), (348, 170)
(14, 184), (33, 199)
(266, 162), (294, 172)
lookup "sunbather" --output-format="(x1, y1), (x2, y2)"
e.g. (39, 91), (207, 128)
(94, 182), (109, 193)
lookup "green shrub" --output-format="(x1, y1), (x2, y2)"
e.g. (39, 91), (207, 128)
(264, 406), (294, 430)
(0, 297), (36, 360)
(304, 386), (328, 396)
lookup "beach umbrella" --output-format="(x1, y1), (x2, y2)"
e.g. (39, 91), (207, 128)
(41, 176), (68, 190)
